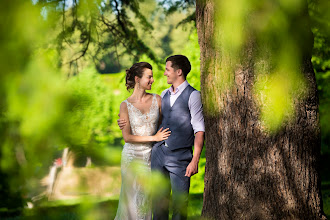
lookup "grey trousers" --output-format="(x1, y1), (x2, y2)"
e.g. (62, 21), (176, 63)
(151, 143), (193, 220)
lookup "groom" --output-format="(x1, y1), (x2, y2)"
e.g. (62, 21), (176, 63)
(119, 55), (205, 219)
(152, 55), (204, 220)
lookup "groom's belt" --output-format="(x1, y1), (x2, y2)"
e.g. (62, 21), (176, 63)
(154, 141), (192, 150)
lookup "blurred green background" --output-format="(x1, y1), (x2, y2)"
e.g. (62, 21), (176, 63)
(0, 0), (329, 219)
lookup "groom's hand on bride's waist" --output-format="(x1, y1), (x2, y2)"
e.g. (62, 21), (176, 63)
(185, 159), (199, 177)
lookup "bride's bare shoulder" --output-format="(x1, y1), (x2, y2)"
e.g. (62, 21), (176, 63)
(120, 100), (128, 111)
(153, 94), (162, 107)
(155, 94), (161, 100)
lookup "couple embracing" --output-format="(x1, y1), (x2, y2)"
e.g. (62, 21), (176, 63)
(115, 55), (205, 220)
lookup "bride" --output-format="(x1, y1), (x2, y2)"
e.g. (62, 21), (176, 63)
(115, 62), (170, 220)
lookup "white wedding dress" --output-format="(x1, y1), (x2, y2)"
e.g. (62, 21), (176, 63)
(115, 94), (159, 220)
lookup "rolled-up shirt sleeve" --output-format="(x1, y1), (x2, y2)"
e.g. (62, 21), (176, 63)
(189, 90), (205, 134)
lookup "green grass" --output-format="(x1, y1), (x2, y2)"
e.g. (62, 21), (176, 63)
(2, 183), (329, 219)
(2, 153), (329, 219)
(322, 181), (330, 218)
(2, 194), (203, 220)
(321, 153), (330, 218)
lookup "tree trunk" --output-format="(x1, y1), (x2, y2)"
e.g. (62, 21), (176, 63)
(196, 0), (326, 219)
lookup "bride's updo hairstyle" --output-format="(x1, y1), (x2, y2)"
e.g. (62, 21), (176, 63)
(125, 62), (152, 91)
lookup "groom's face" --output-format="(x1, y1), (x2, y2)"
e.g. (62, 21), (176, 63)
(164, 61), (178, 84)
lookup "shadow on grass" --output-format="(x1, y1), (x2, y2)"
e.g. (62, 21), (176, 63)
(321, 153), (330, 218)
(187, 193), (204, 219)
(1, 193), (204, 220)
(2, 199), (118, 220)
(2, 152), (327, 220)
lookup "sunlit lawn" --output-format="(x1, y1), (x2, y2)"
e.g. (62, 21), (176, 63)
(18, 188), (328, 220)
(2, 194), (203, 220)
(4, 189), (327, 219)
(2, 155), (330, 219)
(2, 157), (206, 220)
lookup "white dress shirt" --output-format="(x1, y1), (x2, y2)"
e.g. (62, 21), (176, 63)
(161, 80), (205, 134)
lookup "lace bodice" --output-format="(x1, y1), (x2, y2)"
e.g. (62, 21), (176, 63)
(124, 94), (159, 137)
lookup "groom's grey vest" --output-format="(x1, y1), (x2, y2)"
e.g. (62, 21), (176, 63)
(155, 85), (196, 150)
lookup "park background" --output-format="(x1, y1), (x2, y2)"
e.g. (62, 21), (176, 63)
(0, 0), (329, 219)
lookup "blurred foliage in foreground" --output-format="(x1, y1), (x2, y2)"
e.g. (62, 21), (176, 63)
(0, 0), (329, 218)
(0, 0), (124, 215)
(0, 0), (200, 217)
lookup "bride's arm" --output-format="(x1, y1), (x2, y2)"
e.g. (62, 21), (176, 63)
(120, 102), (170, 144)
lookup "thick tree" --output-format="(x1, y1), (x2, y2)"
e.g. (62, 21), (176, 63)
(196, 0), (326, 219)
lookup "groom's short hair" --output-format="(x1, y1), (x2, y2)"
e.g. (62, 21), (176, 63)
(166, 55), (191, 78)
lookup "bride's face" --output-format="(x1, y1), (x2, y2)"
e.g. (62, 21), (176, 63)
(138, 68), (154, 90)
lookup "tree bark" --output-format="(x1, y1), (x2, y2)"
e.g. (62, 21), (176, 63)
(196, 0), (326, 219)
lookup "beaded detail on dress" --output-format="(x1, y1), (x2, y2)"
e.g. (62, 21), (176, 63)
(125, 93), (159, 137)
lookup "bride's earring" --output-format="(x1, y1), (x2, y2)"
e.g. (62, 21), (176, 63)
(138, 82), (140, 89)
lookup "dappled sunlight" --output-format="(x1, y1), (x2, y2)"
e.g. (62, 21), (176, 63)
(197, 0), (327, 218)
(49, 166), (121, 200)
(1, 0), (328, 219)
(202, 0), (312, 132)
(33, 149), (121, 203)
(254, 68), (306, 132)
